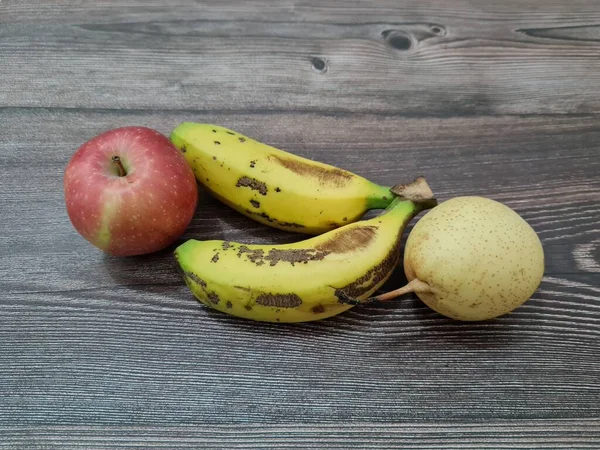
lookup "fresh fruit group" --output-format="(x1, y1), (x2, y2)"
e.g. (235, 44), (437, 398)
(370, 196), (545, 321)
(174, 178), (436, 322)
(170, 122), (398, 234)
(64, 126), (198, 256)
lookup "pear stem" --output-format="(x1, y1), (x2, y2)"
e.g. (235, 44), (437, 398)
(336, 278), (431, 305)
(390, 176), (437, 210)
(112, 155), (127, 177)
(371, 278), (431, 302)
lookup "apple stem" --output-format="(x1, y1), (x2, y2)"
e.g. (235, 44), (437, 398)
(112, 156), (127, 177)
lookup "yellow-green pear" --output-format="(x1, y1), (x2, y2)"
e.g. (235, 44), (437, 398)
(371, 196), (545, 321)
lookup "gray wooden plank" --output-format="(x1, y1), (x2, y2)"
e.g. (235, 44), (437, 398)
(2, 275), (600, 426)
(2, 421), (600, 449)
(2, 1), (600, 114)
(3, 0), (600, 23)
(1, 109), (599, 440)
(2, 0), (600, 447)
(1, 109), (598, 293)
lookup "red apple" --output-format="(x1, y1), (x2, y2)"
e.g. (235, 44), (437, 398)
(64, 126), (198, 256)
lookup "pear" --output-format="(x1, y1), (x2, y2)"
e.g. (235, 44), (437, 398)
(372, 196), (545, 321)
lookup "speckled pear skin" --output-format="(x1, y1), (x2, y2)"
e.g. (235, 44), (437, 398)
(404, 196), (545, 321)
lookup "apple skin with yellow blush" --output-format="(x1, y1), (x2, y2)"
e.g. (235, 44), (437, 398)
(64, 126), (198, 256)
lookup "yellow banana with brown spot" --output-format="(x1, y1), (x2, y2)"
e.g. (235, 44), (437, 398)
(169, 122), (399, 234)
(174, 178), (437, 323)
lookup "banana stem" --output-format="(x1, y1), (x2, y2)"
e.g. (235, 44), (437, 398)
(390, 176), (437, 210)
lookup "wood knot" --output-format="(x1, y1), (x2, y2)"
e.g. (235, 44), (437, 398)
(311, 57), (328, 73)
(381, 30), (412, 51)
(429, 25), (446, 36)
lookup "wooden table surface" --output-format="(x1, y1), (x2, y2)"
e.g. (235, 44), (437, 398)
(2, 1), (600, 448)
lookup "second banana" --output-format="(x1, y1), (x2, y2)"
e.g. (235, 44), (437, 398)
(174, 178), (436, 322)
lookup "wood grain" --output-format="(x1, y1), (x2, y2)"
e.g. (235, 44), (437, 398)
(2, 0), (600, 114)
(2, 421), (600, 449)
(2, 109), (599, 291)
(1, 0), (600, 448)
(2, 107), (600, 447)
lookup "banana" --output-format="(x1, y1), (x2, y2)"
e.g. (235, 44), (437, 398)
(170, 122), (396, 234)
(174, 178), (436, 323)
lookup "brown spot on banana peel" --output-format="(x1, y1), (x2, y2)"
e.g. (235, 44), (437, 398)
(250, 199), (260, 208)
(184, 272), (221, 306)
(335, 237), (401, 301)
(243, 209), (305, 229)
(265, 249), (329, 266)
(234, 245), (329, 267)
(211, 252), (220, 263)
(207, 292), (220, 304)
(237, 246), (265, 264)
(185, 272), (207, 288)
(316, 226), (377, 254)
(255, 293), (303, 308)
(267, 155), (352, 187)
(229, 226), (380, 268)
(236, 176), (268, 195)
(312, 304), (326, 314)
(238, 247), (330, 266)
(234, 286), (252, 292)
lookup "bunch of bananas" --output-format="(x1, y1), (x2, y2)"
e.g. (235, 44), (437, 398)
(170, 123), (437, 323)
